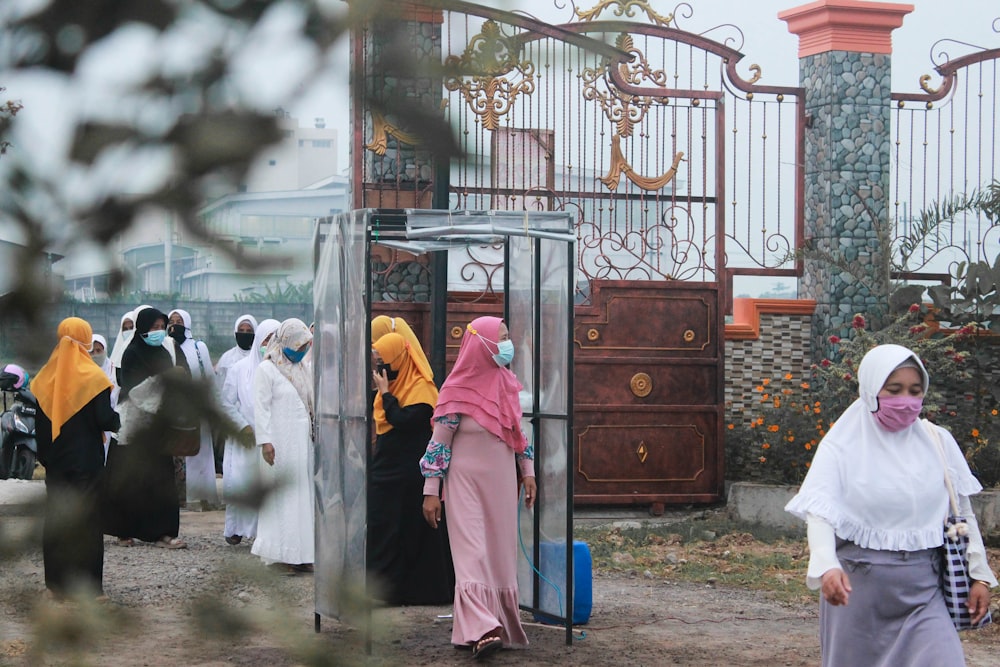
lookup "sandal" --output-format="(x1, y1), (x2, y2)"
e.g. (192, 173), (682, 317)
(115, 538), (134, 547)
(472, 630), (503, 660)
(225, 535), (242, 545)
(155, 536), (188, 549)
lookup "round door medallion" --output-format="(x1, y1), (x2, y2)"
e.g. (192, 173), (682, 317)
(630, 372), (653, 398)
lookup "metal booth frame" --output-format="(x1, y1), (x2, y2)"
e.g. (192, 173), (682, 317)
(312, 208), (578, 647)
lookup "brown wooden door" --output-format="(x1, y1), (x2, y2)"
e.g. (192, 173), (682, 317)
(573, 280), (724, 509)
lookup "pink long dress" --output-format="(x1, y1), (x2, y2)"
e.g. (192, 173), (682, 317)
(422, 414), (533, 648)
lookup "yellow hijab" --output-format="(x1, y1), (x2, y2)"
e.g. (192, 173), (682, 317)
(371, 315), (434, 382)
(31, 317), (113, 441)
(372, 333), (438, 435)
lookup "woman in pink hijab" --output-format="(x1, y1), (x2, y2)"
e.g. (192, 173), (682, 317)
(420, 316), (536, 659)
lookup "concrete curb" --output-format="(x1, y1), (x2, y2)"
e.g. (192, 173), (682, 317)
(726, 481), (1000, 536)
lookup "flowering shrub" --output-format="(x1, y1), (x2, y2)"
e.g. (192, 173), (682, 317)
(727, 305), (1000, 486)
(726, 373), (837, 484)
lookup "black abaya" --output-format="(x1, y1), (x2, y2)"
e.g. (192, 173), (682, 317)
(367, 394), (454, 605)
(36, 388), (119, 596)
(103, 308), (180, 543)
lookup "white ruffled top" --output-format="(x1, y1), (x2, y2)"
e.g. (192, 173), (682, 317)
(785, 345), (981, 552)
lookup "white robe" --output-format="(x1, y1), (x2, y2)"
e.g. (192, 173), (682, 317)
(168, 311), (219, 506)
(220, 354), (262, 539)
(216, 345), (250, 391)
(251, 360), (315, 565)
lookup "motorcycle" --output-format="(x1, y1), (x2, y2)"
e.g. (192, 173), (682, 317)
(0, 364), (39, 480)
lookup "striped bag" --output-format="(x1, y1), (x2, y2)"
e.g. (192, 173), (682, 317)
(926, 420), (993, 631)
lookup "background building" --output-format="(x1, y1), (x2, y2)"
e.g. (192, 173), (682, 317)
(63, 110), (346, 302)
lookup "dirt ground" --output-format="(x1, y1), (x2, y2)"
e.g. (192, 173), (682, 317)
(2, 508), (1000, 666)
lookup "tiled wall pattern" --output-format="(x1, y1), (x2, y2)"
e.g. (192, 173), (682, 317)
(725, 311), (813, 420)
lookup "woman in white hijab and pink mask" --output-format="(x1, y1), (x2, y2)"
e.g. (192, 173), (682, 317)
(786, 344), (996, 666)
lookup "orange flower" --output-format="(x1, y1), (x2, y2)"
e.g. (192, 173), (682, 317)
(992, 409), (998, 416)
(972, 428), (980, 438)
(768, 425), (779, 432)
(755, 385), (764, 392)
(761, 394), (770, 401)
(787, 435), (794, 442)
(804, 443), (812, 450)
(762, 443), (770, 450)
(756, 417), (764, 426)
(805, 462), (811, 468)
(759, 456), (767, 463)
(814, 401), (821, 407)
(784, 373), (793, 380)
(762, 378), (771, 386)
(727, 423), (734, 430)
(800, 382), (810, 390)
(813, 407), (821, 414)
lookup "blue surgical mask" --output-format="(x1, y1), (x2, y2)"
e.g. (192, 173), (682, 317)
(143, 330), (166, 347)
(493, 339), (515, 367)
(283, 346), (307, 363)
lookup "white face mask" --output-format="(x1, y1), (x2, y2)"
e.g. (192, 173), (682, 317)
(121, 330), (135, 343)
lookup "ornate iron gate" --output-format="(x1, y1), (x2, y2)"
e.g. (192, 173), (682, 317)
(890, 43), (1000, 281)
(354, 0), (804, 505)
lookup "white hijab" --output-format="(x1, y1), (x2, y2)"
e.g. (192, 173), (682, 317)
(217, 314), (259, 375)
(230, 318), (280, 423)
(168, 308), (209, 379)
(786, 344), (981, 551)
(109, 310), (136, 367)
(264, 318), (313, 420)
(91, 334), (115, 379)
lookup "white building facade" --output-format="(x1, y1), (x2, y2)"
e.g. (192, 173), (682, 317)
(63, 111), (346, 302)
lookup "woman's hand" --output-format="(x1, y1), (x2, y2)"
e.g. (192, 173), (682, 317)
(238, 425), (255, 448)
(820, 568), (851, 606)
(261, 443), (275, 466)
(968, 581), (992, 625)
(522, 476), (537, 509)
(422, 495), (442, 529)
(372, 368), (389, 394)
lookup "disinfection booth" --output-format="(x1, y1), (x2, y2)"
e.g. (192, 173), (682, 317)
(312, 209), (578, 645)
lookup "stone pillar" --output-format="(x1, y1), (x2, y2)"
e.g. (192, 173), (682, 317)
(361, 1), (443, 209)
(779, 0), (912, 359)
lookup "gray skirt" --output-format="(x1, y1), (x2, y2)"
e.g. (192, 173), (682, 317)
(820, 541), (965, 667)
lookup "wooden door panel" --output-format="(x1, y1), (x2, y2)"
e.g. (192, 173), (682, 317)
(575, 283), (717, 358)
(574, 409), (722, 504)
(573, 280), (724, 507)
(575, 358), (717, 407)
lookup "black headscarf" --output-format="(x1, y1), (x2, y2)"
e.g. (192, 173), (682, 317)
(119, 307), (173, 402)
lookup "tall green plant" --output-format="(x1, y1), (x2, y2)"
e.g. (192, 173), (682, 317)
(234, 280), (313, 304)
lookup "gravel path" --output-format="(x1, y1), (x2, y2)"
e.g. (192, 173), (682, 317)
(2, 481), (999, 666)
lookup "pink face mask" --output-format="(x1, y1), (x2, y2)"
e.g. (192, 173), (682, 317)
(874, 395), (924, 432)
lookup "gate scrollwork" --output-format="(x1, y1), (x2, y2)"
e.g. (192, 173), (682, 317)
(443, 19), (536, 131)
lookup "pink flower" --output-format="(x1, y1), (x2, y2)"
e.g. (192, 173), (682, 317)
(852, 314), (866, 329)
(908, 303), (920, 313)
(828, 335), (841, 344)
(909, 325), (926, 335)
(820, 359), (831, 368)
